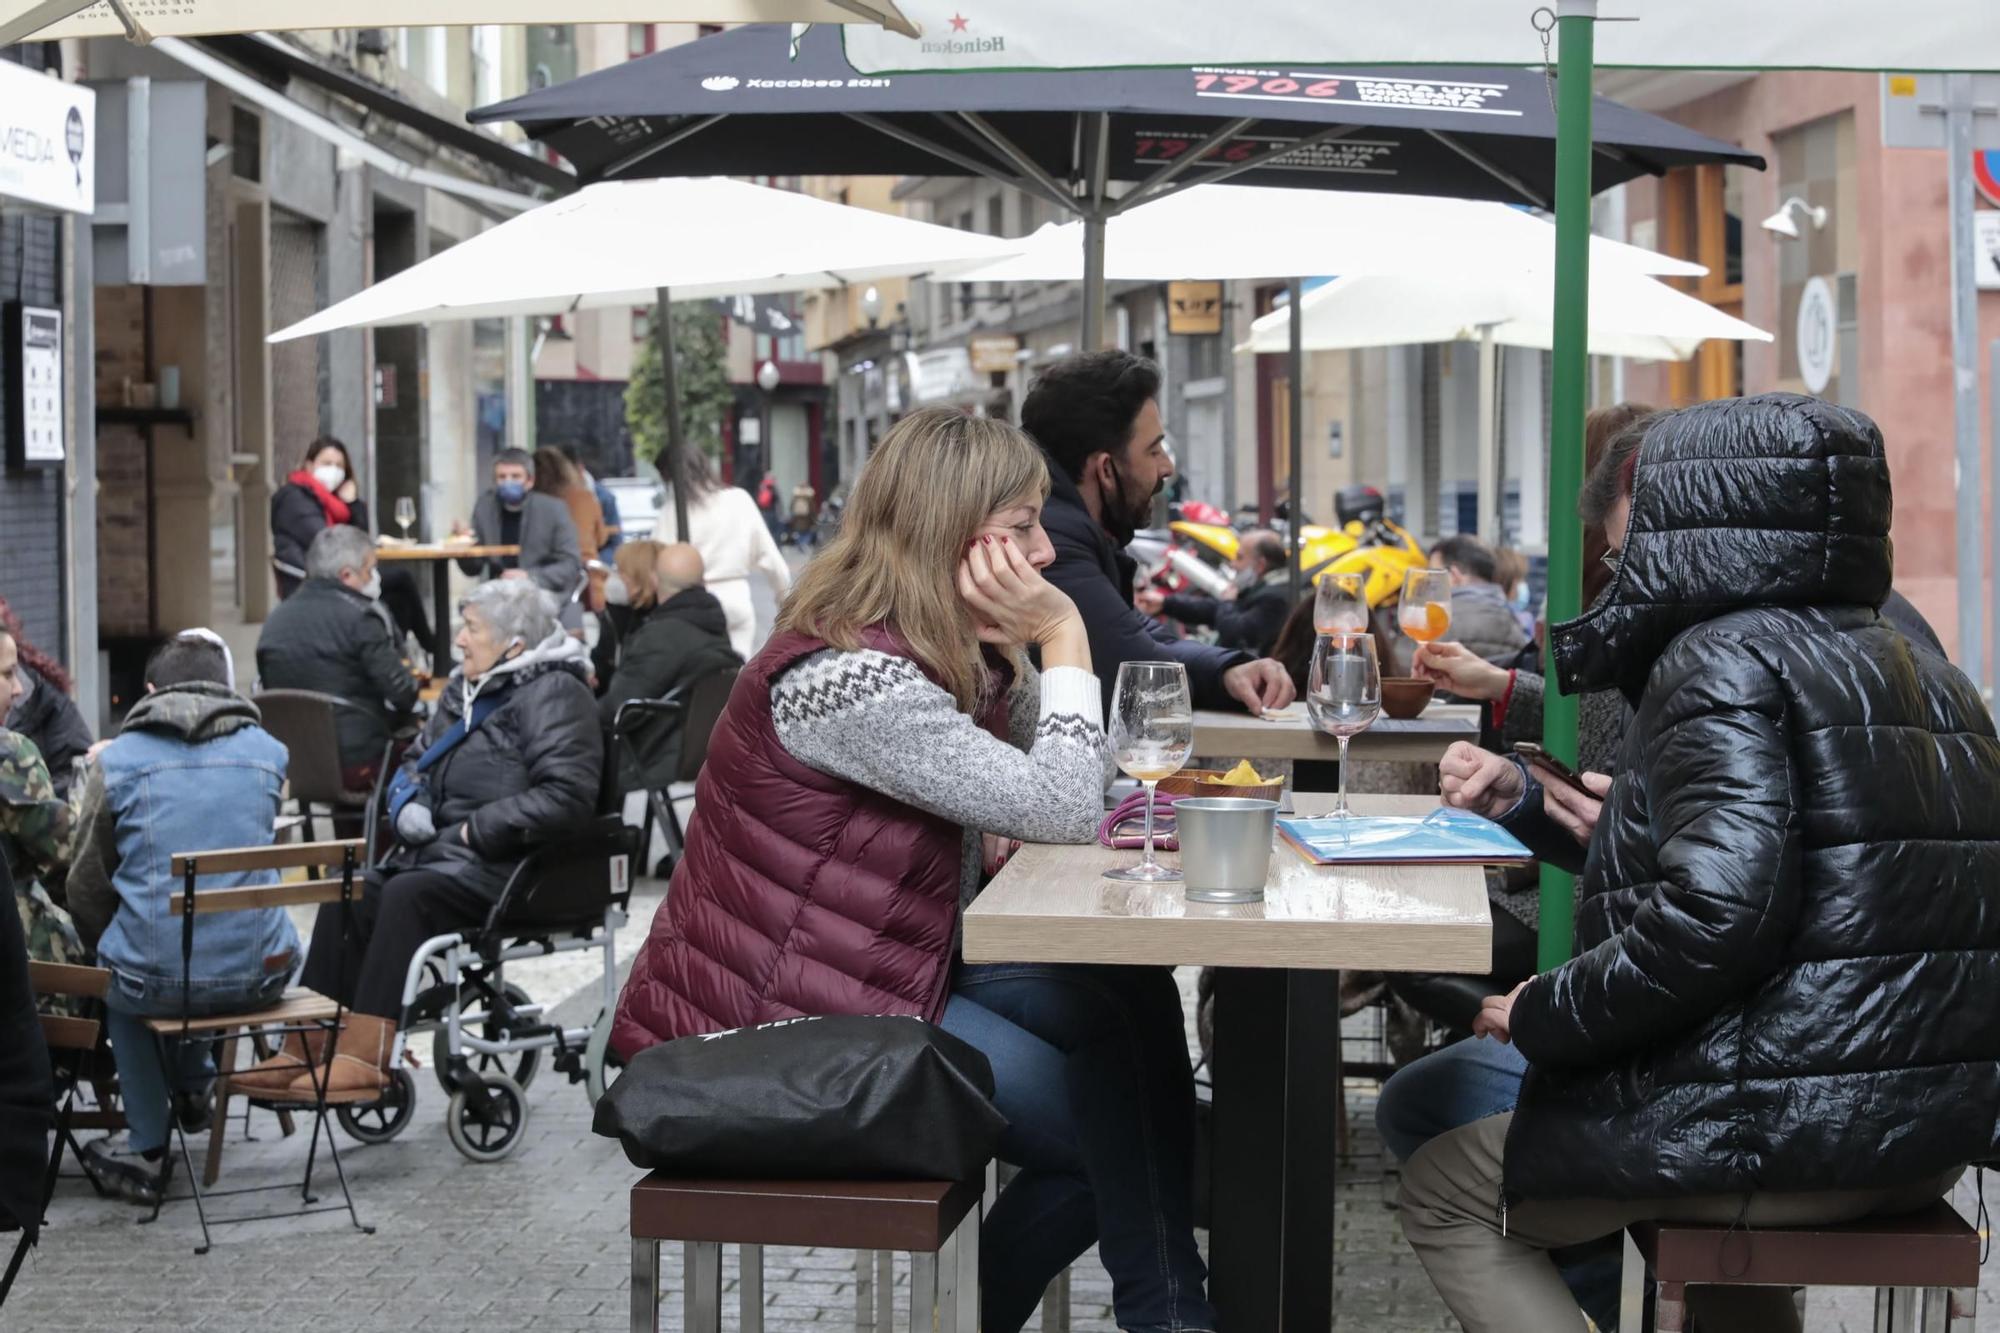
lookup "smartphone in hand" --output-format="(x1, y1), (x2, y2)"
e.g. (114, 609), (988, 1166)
(1511, 742), (1597, 797)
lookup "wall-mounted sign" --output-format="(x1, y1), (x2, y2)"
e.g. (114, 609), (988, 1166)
(0, 59), (94, 215)
(6, 304), (64, 468)
(1795, 275), (1836, 396)
(1976, 210), (2000, 291)
(968, 332), (1020, 373)
(1167, 280), (1224, 336)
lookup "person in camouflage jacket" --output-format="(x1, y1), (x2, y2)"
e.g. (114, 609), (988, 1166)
(0, 728), (83, 970)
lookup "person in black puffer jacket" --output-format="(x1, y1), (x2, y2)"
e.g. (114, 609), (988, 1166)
(1398, 394), (2000, 1333)
(597, 541), (742, 791)
(239, 579), (603, 1100)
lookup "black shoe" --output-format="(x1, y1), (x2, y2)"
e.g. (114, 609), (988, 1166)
(79, 1137), (173, 1208)
(172, 1089), (212, 1135)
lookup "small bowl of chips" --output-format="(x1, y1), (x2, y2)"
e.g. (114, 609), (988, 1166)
(1159, 759), (1285, 804)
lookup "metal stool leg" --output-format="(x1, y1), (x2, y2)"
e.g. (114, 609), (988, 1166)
(740, 1243), (763, 1333)
(1042, 1268), (1071, 1332)
(876, 1249), (894, 1330)
(910, 1249), (939, 1333)
(953, 1211), (979, 1333)
(1656, 1279), (1687, 1333)
(683, 1240), (722, 1333)
(855, 1251), (875, 1331)
(938, 1231), (961, 1333)
(631, 1239), (660, 1333)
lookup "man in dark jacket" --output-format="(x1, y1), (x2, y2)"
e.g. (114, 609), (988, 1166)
(455, 447), (583, 599)
(1021, 351), (1293, 717)
(255, 525), (419, 786)
(599, 544), (742, 789)
(1136, 528), (1291, 657)
(1401, 395), (2000, 1332)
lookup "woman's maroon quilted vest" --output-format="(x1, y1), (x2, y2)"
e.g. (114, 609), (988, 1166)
(612, 626), (1010, 1056)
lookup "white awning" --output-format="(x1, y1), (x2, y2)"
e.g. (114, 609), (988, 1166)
(152, 36), (542, 215)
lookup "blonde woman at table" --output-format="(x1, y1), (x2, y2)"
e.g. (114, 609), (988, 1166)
(657, 449), (793, 658)
(615, 408), (1218, 1333)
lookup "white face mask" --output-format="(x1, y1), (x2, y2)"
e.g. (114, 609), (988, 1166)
(604, 573), (631, 607)
(361, 569), (383, 601)
(312, 463), (346, 493)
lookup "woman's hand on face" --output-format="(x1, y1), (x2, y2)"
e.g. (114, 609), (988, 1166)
(1412, 641), (1511, 701)
(336, 479), (359, 503)
(958, 535), (1081, 649)
(1438, 741), (1525, 820)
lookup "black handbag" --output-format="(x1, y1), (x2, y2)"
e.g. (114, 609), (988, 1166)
(594, 1014), (1006, 1182)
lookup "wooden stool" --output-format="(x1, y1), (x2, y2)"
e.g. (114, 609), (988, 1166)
(1624, 1200), (1980, 1332)
(631, 1174), (982, 1333)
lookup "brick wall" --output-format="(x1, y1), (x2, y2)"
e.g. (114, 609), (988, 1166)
(0, 46), (68, 663)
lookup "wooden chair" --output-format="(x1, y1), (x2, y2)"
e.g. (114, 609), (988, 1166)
(632, 1173), (982, 1333)
(152, 839), (376, 1254)
(3, 960), (114, 1303)
(1622, 1201), (1981, 1331)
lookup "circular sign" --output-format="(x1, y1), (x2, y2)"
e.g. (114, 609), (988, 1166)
(1796, 275), (1836, 395)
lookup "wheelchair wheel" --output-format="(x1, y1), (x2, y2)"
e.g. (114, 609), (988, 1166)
(336, 1067), (417, 1145)
(431, 980), (541, 1096)
(445, 1071), (528, 1163)
(583, 1007), (625, 1104)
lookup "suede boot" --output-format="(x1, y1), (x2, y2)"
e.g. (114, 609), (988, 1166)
(283, 1013), (396, 1097)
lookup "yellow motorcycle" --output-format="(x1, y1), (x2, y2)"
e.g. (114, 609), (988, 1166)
(1165, 487), (1427, 609)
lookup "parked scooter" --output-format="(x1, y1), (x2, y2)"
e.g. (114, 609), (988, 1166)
(1153, 485), (1427, 609)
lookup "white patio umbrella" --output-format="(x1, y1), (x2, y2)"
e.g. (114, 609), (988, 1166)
(1237, 268), (1770, 363)
(0, 0), (915, 47)
(938, 185), (1704, 285)
(269, 176), (1014, 539)
(843, 2), (1995, 73)
(269, 176), (1015, 341)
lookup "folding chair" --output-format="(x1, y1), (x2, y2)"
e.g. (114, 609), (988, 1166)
(252, 691), (378, 845)
(152, 839), (374, 1254)
(615, 665), (738, 874)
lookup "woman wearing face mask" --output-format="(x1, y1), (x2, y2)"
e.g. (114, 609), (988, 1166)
(234, 578), (603, 1097)
(270, 436), (432, 649)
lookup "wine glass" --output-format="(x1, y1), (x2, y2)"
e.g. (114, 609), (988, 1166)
(394, 496), (417, 542)
(1307, 633), (1382, 818)
(1314, 570), (1368, 635)
(1106, 661), (1194, 883)
(1399, 568), (1453, 646)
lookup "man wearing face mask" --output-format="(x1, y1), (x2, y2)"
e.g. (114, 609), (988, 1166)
(256, 524), (419, 790)
(1022, 351), (1295, 718)
(1134, 529), (1291, 657)
(455, 448), (583, 599)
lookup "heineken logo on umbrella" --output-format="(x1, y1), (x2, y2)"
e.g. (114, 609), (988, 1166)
(923, 11), (1004, 54)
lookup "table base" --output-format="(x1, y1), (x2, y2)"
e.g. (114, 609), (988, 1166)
(1210, 967), (1341, 1331)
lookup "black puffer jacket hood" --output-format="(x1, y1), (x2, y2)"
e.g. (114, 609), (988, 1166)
(1506, 394), (2000, 1202)
(1551, 393), (1894, 703)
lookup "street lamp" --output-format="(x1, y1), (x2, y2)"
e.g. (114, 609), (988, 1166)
(1760, 195), (1828, 240)
(756, 358), (781, 482)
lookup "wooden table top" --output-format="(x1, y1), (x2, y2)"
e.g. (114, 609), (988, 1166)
(374, 543), (520, 561)
(1192, 702), (1478, 764)
(964, 794), (1491, 974)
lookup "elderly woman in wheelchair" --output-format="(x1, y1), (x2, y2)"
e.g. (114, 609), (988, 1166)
(233, 579), (603, 1111)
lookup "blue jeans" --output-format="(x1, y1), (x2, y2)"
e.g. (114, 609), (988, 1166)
(104, 966), (293, 1154)
(941, 963), (1215, 1333)
(1377, 1038), (1623, 1330)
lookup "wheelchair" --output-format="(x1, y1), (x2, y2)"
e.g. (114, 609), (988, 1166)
(332, 724), (642, 1163)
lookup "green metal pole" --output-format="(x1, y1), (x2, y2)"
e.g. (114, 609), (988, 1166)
(1538, 0), (1596, 973)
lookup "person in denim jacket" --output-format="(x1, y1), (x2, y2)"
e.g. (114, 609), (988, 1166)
(66, 633), (297, 1205)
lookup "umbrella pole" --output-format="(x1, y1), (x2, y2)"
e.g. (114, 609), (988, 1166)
(1288, 277), (1305, 607)
(654, 286), (690, 542)
(1539, 0), (1596, 973)
(1477, 326), (1499, 540)
(1080, 112), (1110, 349)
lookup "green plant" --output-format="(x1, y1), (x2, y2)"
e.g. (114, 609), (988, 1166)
(626, 302), (731, 473)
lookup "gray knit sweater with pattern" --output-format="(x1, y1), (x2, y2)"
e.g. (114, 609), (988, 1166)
(770, 651), (1108, 907)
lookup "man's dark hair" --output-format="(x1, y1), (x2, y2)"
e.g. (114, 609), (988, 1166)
(1245, 532), (1288, 572)
(1429, 534), (1500, 585)
(494, 446), (534, 472)
(143, 634), (229, 690)
(1579, 412), (1659, 525)
(1019, 350), (1161, 484)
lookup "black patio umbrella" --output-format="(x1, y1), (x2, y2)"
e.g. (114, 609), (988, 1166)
(474, 23), (1760, 575)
